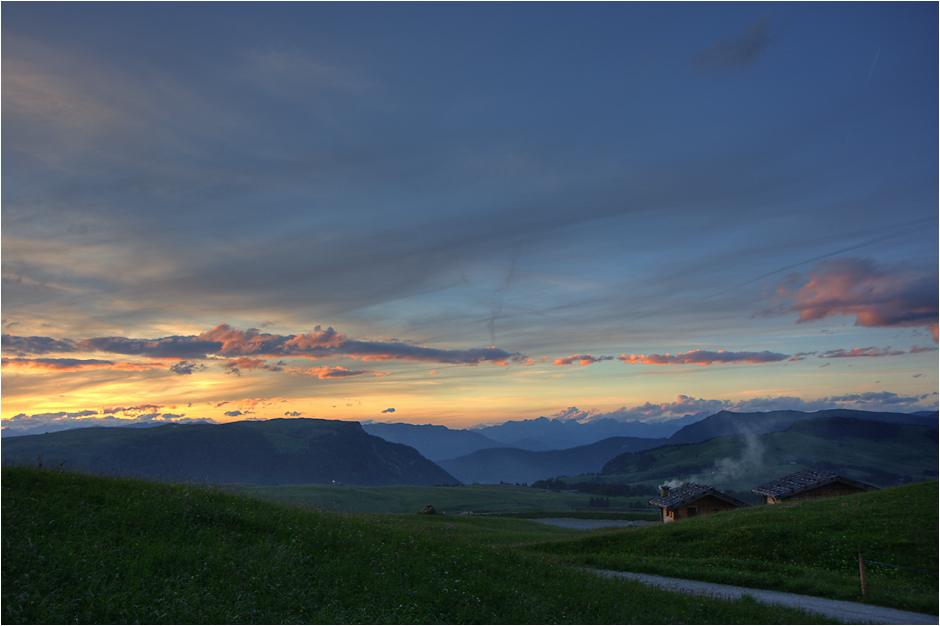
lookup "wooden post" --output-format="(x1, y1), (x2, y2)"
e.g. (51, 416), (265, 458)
(859, 553), (866, 597)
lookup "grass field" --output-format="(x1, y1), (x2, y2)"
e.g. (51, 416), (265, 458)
(529, 481), (939, 615)
(2, 465), (837, 624)
(220, 481), (654, 514)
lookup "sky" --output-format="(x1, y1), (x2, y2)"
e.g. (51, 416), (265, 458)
(2, 2), (938, 435)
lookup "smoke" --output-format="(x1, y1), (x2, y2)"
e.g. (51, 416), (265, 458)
(713, 431), (764, 479)
(675, 431), (765, 486)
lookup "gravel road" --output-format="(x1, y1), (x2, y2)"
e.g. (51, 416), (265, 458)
(589, 569), (938, 625)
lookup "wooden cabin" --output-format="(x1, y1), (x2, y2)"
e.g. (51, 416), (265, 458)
(648, 482), (748, 523)
(751, 469), (877, 505)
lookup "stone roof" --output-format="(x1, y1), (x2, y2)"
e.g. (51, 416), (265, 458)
(751, 469), (876, 499)
(648, 482), (748, 511)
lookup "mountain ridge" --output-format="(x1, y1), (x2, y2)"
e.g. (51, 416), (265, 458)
(0, 418), (459, 487)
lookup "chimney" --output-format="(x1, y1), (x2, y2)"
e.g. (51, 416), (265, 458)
(660, 485), (670, 496)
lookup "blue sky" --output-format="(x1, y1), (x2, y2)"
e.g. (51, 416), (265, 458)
(2, 2), (937, 434)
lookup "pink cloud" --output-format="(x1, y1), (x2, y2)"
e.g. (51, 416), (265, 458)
(552, 354), (613, 366)
(773, 257), (938, 342)
(619, 349), (789, 366)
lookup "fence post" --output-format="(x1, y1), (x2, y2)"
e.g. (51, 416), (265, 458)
(859, 553), (866, 597)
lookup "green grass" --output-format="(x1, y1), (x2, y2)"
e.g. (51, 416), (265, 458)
(220, 481), (653, 514)
(529, 481), (939, 615)
(2, 465), (834, 624)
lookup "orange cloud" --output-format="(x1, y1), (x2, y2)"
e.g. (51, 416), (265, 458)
(552, 354), (613, 366)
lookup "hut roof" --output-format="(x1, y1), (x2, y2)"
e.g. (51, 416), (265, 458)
(750, 469), (876, 499)
(648, 482), (748, 511)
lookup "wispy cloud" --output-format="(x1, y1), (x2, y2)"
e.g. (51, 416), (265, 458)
(819, 347), (905, 359)
(619, 349), (790, 366)
(1, 357), (166, 372)
(690, 14), (777, 73)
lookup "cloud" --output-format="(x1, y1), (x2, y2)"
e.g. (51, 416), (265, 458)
(46, 323), (529, 367)
(1, 406), (218, 437)
(909, 345), (939, 354)
(819, 347), (905, 359)
(771, 257), (939, 342)
(824, 391), (929, 407)
(549, 407), (595, 421)
(552, 354), (614, 366)
(224, 410), (245, 417)
(381, 408), (396, 413)
(2, 357), (115, 371)
(1, 334), (77, 355)
(619, 349), (790, 366)
(690, 14), (777, 73)
(567, 389), (936, 424)
(295, 366), (384, 379)
(223, 357), (286, 375)
(170, 360), (205, 375)
(1, 357), (167, 372)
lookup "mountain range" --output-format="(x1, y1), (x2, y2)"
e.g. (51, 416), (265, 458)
(0, 418), (458, 487)
(2, 409), (935, 489)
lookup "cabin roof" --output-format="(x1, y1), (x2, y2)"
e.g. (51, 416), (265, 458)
(648, 482), (748, 511)
(750, 469), (876, 499)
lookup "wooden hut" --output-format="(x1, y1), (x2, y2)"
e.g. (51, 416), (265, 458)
(751, 469), (876, 505)
(648, 482), (748, 523)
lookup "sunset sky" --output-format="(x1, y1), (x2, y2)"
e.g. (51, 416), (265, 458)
(3, 3), (937, 435)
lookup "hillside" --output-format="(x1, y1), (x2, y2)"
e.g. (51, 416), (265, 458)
(438, 436), (668, 485)
(1, 465), (832, 625)
(0, 418), (458, 487)
(666, 408), (937, 445)
(530, 480), (938, 615)
(600, 416), (938, 492)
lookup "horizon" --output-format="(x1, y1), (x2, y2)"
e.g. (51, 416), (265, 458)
(2, 4), (937, 435)
(2, 404), (937, 440)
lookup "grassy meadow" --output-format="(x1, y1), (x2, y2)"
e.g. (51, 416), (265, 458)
(530, 481), (939, 615)
(2, 465), (839, 625)
(221, 481), (653, 514)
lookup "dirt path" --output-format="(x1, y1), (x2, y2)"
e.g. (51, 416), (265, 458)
(589, 569), (938, 625)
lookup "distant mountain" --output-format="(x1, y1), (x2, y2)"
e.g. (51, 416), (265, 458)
(666, 409), (937, 445)
(470, 414), (705, 451)
(600, 416), (938, 492)
(0, 419), (216, 438)
(0, 418), (458, 487)
(361, 422), (503, 461)
(437, 436), (669, 485)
